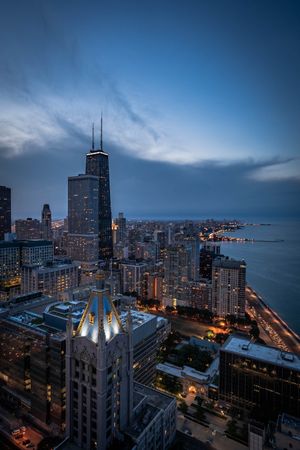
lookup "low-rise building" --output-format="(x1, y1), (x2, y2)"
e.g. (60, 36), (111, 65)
(157, 356), (219, 399)
(219, 334), (300, 418)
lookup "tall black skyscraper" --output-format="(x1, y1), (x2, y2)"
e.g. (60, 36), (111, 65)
(0, 185), (11, 240)
(85, 118), (113, 261)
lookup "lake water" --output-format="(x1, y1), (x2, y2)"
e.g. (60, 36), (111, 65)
(221, 222), (300, 335)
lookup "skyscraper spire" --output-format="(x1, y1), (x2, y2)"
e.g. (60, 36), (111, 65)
(100, 113), (103, 151)
(92, 122), (95, 150)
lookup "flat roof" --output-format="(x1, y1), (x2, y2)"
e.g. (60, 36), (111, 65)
(222, 335), (300, 371)
(119, 310), (156, 331)
(133, 382), (175, 410)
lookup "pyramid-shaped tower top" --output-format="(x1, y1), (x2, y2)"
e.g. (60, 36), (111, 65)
(76, 286), (123, 343)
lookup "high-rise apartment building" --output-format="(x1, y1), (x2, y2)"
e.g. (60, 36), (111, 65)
(120, 260), (149, 296)
(181, 236), (200, 281)
(0, 185), (11, 240)
(219, 335), (300, 418)
(41, 203), (52, 240)
(163, 245), (189, 304)
(15, 218), (41, 240)
(211, 257), (246, 317)
(199, 241), (221, 280)
(85, 120), (113, 261)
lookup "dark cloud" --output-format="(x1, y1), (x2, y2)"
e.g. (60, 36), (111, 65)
(1, 131), (299, 221)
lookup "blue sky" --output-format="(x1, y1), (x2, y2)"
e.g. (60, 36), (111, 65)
(0, 0), (299, 220)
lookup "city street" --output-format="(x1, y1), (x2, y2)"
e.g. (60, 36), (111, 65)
(151, 311), (224, 339)
(246, 286), (300, 353)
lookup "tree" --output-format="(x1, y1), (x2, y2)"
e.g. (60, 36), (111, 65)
(175, 344), (213, 372)
(179, 401), (188, 414)
(195, 405), (206, 422)
(226, 419), (238, 436)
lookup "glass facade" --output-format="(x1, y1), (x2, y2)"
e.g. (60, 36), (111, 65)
(219, 345), (300, 418)
(68, 175), (99, 235)
(0, 319), (66, 430)
(85, 150), (113, 261)
(0, 185), (11, 240)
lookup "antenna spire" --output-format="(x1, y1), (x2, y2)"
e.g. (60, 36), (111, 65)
(92, 122), (95, 150)
(100, 113), (103, 151)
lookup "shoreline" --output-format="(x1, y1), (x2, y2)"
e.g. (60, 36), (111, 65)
(246, 285), (300, 353)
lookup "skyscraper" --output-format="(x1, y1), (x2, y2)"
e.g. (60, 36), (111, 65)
(114, 212), (127, 243)
(41, 203), (52, 240)
(85, 118), (113, 261)
(65, 273), (177, 450)
(68, 174), (100, 280)
(66, 273), (133, 449)
(199, 241), (221, 280)
(0, 185), (11, 240)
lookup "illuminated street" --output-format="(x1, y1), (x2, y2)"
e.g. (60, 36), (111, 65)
(246, 286), (300, 353)
(149, 310), (225, 338)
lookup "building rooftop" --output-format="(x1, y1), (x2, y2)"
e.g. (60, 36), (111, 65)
(134, 382), (175, 411)
(126, 403), (159, 439)
(119, 309), (155, 331)
(212, 257), (246, 269)
(0, 239), (52, 248)
(222, 335), (300, 370)
(77, 289), (123, 343)
(279, 413), (300, 434)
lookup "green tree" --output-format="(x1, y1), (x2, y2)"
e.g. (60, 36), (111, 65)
(179, 401), (188, 414)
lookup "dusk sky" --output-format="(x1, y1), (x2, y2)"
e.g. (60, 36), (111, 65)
(0, 0), (299, 220)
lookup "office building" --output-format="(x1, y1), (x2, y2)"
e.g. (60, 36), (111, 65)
(85, 119), (113, 261)
(65, 276), (176, 449)
(21, 260), (79, 296)
(20, 239), (53, 265)
(15, 218), (41, 240)
(0, 185), (11, 240)
(41, 203), (52, 240)
(211, 257), (246, 317)
(68, 175), (99, 236)
(0, 286), (173, 445)
(0, 294), (67, 433)
(219, 335), (300, 418)
(68, 174), (100, 280)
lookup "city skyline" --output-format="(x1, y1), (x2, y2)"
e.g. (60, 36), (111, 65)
(0, 1), (300, 220)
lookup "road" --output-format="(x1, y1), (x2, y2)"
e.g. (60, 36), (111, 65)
(151, 311), (224, 338)
(246, 286), (300, 354)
